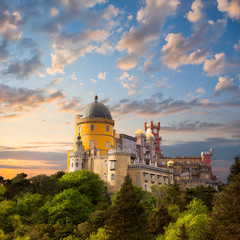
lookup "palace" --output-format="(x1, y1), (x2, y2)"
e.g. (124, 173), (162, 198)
(67, 96), (220, 197)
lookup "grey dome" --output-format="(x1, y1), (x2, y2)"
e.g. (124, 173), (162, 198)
(81, 96), (112, 119)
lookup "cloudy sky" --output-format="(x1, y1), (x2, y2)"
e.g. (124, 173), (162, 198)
(0, 0), (239, 182)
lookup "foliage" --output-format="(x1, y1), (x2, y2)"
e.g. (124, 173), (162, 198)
(30, 175), (59, 196)
(106, 175), (150, 240)
(205, 173), (240, 240)
(15, 193), (47, 224)
(151, 184), (187, 211)
(157, 199), (209, 240)
(185, 186), (217, 211)
(228, 155), (240, 183)
(42, 188), (93, 225)
(59, 170), (106, 204)
(87, 227), (109, 240)
(0, 199), (17, 233)
(4, 173), (32, 199)
(148, 203), (172, 237)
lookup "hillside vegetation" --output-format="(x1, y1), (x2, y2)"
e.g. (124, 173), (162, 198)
(0, 156), (239, 240)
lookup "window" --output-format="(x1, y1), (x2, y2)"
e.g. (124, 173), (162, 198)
(72, 163), (73, 167)
(106, 125), (109, 132)
(110, 161), (115, 170)
(158, 176), (162, 184)
(151, 175), (155, 183)
(91, 124), (95, 131)
(144, 184), (147, 191)
(111, 174), (115, 181)
(105, 160), (108, 167)
(104, 173), (108, 180)
(76, 162), (78, 167)
(145, 173), (149, 182)
(106, 141), (109, 148)
(90, 140), (94, 148)
(165, 177), (169, 184)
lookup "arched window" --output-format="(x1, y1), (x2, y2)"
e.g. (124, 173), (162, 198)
(111, 174), (115, 181)
(104, 173), (108, 180)
(76, 162), (78, 167)
(144, 184), (147, 191)
(106, 125), (109, 132)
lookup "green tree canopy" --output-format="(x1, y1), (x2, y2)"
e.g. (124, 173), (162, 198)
(157, 199), (209, 240)
(30, 175), (59, 196)
(42, 188), (93, 225)
(206, 173), (240, 240)
(59, 170), (106, 204)
(228, 155), (240, 183)
(4, 173), (32, 199)
(106, 175), (149, 240)
(185, 185), (217, 211)
(16, 193), (47, 224)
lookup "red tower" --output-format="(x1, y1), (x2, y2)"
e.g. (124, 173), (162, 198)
(144, 120), (163, 156)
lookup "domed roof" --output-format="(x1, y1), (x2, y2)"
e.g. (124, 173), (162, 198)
(146, 132), (154, 138)
(135, 129), (145, 135)
(81, 95), (112, 119)
(167, 160), (174, 166)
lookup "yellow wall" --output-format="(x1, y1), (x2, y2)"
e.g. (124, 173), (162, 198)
(74, 117), (116, 155)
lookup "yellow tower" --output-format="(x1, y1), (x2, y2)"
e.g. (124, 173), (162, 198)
(67, 95), (116, 172)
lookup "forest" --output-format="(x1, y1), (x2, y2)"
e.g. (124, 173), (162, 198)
(0, 156), (239, 240)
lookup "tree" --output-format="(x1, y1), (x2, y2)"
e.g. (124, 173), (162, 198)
(16, 193), (47, 224)
(30, 175), (59, 195)
(87, 227), (109, 240)
(148, 203), (172, 236)
(205, 173), (240, 240)
(42, 188), (93, 225)
(4, 173), (32, 199)
(185, 186), (217, 211)
(177, 223), (189, 240)
(228, 155), (240, 183)
(106, 175), (150, 240)
(59, 170), (106, 204)
(157, 199), (209, 240)
(0, 199), (17, 233)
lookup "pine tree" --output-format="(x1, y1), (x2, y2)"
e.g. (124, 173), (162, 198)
(106, 175), (149, 240)
(228, 156), (240, 183)
(177, 223), (189, 240)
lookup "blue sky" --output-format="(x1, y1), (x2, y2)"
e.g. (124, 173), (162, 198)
(0, 0), (239, 182)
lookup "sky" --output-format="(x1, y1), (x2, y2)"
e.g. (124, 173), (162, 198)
(0, 0), (239, 182)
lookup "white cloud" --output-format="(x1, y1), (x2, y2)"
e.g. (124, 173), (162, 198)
(128, 15), (133, 21)
(215, 76), (239, 95)
(116, 0), (179, 70)
(98, 72), (106, 80)
(50, 77), (63, 85)
(119, 72), (130, 81)
(0, 11), (22, 40)
(90, 78), (97, 84)
(47, 29), (109, 75)
(186, 0), (204, 23)
(103, 4), (119, 20)
(71, 72), (78, 80)
(234, 39), (240, 51)
(162, 33), (209, 69)
(119, 73), (138, 96)
(217, 0), (240, 20)
(50, 7), (59, 17)
(203, 52), (226, 76)
(196, 87), (206, 94)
